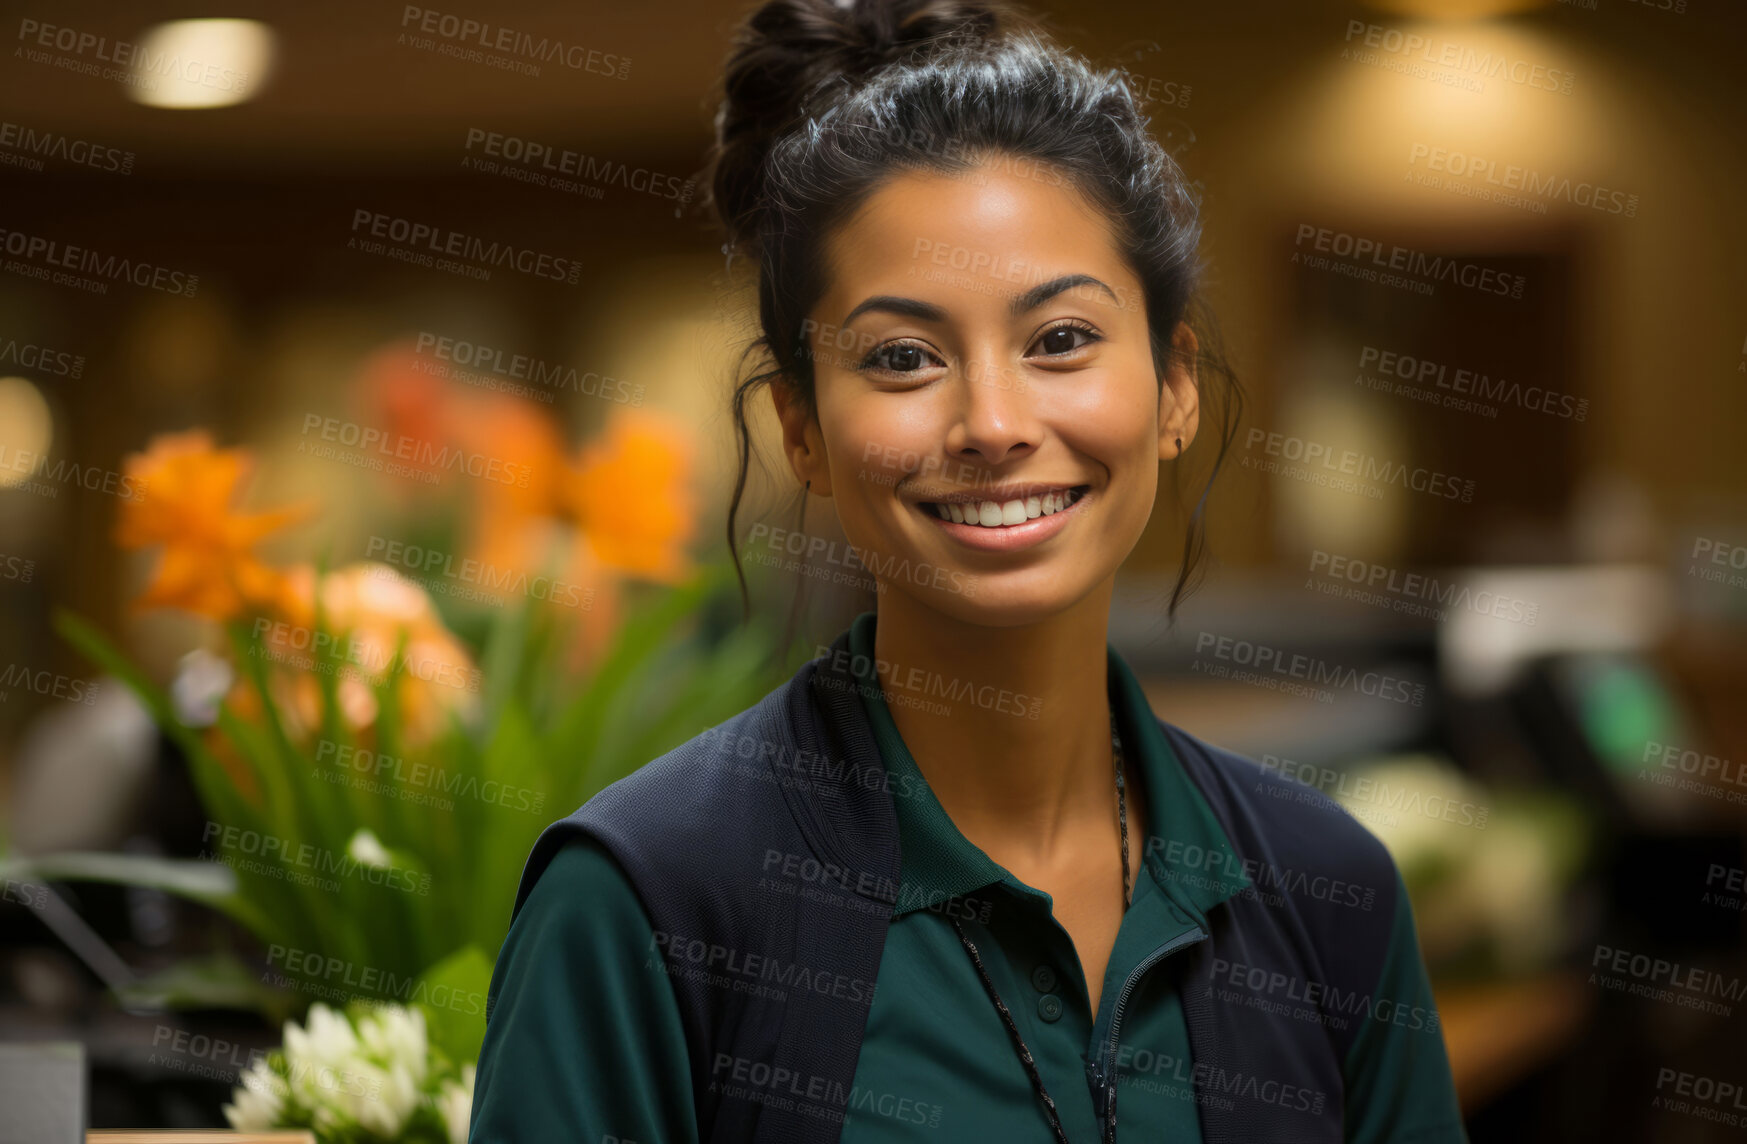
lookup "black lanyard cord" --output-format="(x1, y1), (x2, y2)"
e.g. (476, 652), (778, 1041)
(945, 714), (1130, 1144)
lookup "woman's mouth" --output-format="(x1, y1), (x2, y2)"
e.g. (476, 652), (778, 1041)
(921, 485), (1089, 526)
(916, 484), (1091, 551)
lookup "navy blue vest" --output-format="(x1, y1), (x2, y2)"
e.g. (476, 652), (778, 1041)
(512, 626), (1400, 1143)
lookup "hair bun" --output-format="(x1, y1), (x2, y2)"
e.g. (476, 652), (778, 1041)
(706, 0), (1017, 255)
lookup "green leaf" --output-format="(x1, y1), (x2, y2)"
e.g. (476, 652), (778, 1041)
(0, 851), (273, 936)
(116, 951), (298, 1022)
(414, 945), (494, 1065)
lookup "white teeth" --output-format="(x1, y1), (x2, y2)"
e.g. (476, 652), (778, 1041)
(928, 488), (1083, 527)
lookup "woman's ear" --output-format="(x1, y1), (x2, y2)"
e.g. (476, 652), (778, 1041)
(1158, 321), (1201, 461)
(770, 378), (833, 498)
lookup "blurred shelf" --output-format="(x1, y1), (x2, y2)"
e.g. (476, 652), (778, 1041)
(1435, 970), (1593, 1115)
(1136, 675), (1430, 766)
(89, 1133), (314, 1142)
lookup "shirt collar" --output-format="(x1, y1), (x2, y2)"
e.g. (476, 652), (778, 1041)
(844, 610), (1249, 924)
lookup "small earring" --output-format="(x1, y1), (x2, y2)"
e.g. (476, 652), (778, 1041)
(1175, 437), (1183, 454)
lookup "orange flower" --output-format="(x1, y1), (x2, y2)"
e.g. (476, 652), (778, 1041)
(562, 409), (695, 583)
(255, 562), (481, 747)
(454, 392), (570, 574)
(116, 430), (311, 621)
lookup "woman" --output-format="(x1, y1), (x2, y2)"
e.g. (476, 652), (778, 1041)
(470, 1), (1467, 1141)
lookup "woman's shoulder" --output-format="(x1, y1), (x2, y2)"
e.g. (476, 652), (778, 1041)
(512, 836), (654, 947)
(1154, 718), (1404, 910)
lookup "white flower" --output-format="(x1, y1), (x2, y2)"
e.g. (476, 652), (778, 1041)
(283, 1002), (362, 1110)
(347, 828), (393, 868)
(367, 1060), (424, 1137)
(171, 647), (233, 727)
(227, 1001), (458, 1141)
(357, 1003), (430, 1087)
(438, 1063), (477, 1144)
(222, 1057), (286, 1132)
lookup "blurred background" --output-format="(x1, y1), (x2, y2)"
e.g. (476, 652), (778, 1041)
(1, 0), (1744, 1140)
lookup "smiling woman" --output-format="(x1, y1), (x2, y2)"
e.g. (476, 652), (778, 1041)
(467, 2), (1468, 1143)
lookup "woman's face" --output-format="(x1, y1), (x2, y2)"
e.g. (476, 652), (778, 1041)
(774, 160), (1199, 627)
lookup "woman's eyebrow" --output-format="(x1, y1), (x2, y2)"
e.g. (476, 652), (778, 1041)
(841, 273), (1117, 327)
(1010, 273), (1117, 316)
(841, 295), (946, 326)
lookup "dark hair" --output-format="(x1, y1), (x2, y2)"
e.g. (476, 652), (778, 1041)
(703, 0), (1242, 623)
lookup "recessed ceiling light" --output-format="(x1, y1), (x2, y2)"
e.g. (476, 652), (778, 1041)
(1366, 0), (1552, 18)
(125, 18), (276, 109)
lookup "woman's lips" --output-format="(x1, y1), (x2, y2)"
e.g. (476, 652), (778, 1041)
(918, 487), (1091, 551)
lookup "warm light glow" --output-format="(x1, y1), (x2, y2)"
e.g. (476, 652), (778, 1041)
(125, 19), (276, 109)
(1365, 0), (1551, 18)
(0, 376), (53, 489)
(1275, 20), (1599, 219)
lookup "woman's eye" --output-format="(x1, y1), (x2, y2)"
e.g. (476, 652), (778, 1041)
(1029, 323), (1101, 357)
(861, 341), (942, 375)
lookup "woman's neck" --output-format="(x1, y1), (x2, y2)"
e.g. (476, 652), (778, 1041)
(871, 582), (1121, 867)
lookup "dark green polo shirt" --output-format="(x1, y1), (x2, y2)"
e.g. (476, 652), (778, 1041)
(469, 612), (1464, 1143)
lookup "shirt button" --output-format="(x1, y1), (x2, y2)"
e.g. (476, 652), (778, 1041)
(1031, 964), (1058, 993)
(1037, 994), (1063, 1022)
